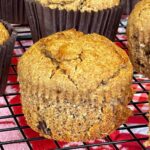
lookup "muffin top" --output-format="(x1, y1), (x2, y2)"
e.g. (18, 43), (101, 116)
(0, 22), (9, 45)
(37, 0), (120, 11)
(18, 29), (132, 100)
(127, 0), (150, 43)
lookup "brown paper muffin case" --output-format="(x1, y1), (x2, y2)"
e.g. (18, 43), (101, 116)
(0, 0), (28, 24)
(25, 0), (124, 42)
(25, 1), (41, 42)
(0, 20), (16, 95)
(123, 0), (140, 15)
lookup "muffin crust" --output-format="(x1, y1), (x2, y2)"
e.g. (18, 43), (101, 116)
(37, 0), (120, 11)
(0, 22), (9, 45)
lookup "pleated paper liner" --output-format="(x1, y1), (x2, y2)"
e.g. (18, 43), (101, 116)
(123, 0), (139, 15)
(0, 0), (28, 24)
(0, 20), (17, 95)
(25, 0), (123, 43)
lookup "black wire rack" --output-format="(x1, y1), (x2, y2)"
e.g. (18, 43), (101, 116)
(0, 17), (149, 150)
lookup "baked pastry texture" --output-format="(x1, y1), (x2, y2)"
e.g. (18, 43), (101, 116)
(127, 0), (150, 78)
(0, 22), (9, 45)
(37, 0), (120, 11)
(18, 29), (133, 142)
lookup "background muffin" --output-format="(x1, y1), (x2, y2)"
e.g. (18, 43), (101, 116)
(127, 0), (150, 78)
(25, 0), (124, 42)
(0, 0), (28, 24)
(18, 29), (133, 142)
(0, 20), (16, 95)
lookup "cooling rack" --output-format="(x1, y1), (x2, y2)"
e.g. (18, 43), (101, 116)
(0, 17), (149, 150)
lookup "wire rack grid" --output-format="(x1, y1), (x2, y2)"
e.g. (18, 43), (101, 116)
(0, 17), (149, 150)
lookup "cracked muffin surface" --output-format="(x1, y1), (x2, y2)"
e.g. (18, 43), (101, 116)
(18, 29), (133, 142)
(0, 22), (9, 45)
(127, 0), (150, 78)
(37, 0), (120, 11)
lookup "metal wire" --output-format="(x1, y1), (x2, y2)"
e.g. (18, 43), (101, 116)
(0, 18), (149, 150)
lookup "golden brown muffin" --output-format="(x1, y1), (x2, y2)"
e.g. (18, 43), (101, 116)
(0, 22), (9, 45)
(37, 0), (120, 11)
(18, 29), (133, 142)
(127, 0), (150, 78)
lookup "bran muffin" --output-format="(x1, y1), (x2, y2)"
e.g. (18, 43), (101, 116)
(0, 20), (16, 95)
(25, 0), (123, 42)
(18, 29), (133, 142)
(127, 0), (150, 78)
